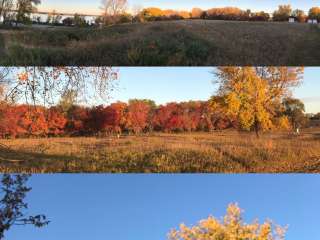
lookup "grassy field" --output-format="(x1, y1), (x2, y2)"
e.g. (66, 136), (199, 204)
(1, 20), (320, 65)
(0, 129), (320, 173)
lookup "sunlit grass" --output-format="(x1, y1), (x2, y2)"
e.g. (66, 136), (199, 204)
(0, 129), (319, 173)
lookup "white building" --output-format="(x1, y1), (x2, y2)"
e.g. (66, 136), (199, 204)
(288, 17), (295, 23)
(308, 19), (318, 24)
(30, 12), (99, 25)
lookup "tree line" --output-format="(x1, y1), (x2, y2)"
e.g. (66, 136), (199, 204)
(52, 4), (320, 26)
(1, 1), (320, 27)
(131, 5), (320, 23)
(37, 5), (320, 26)
(0, 67), (315, 139)
(0, 95), (312, 139)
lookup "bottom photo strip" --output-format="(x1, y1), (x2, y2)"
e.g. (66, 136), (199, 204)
(1, 174), (319, 239)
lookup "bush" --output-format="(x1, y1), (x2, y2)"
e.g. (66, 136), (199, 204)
(250, 12), (270, 21)
(127, 29), (212, 65)
(62, 17), (75, 26)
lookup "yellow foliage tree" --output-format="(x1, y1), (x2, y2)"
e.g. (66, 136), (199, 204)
(214, 67), (303, 137)
(275, 116), (291, 130)
(308, 7), (320, 20)
(168, 203), (286, 240)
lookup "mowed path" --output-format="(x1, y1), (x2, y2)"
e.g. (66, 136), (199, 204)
(0, 130), (319, 173)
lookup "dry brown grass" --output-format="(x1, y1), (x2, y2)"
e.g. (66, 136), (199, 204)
(0, 129), (319, 173)
(1, 20), (320, 65)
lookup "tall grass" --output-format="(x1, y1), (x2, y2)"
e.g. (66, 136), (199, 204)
(1, 20), (320, 65)
(0, 131), (319, 173)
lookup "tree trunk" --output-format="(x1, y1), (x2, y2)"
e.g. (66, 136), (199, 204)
(254, 121), (260, 138)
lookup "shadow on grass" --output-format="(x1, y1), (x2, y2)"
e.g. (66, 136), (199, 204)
(0, 147), (84, 173)
(213, 146), (252, 172)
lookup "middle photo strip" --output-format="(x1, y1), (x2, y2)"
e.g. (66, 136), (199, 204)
(0, 66), (319, 173)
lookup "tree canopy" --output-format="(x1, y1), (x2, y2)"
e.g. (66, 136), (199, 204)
(169, 203), (286, 240)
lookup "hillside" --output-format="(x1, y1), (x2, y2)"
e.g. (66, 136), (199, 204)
(1, 20), (320, 65)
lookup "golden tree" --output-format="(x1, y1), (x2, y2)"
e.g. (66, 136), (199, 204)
(168, 203), (286, 240)
(214, 67), (303, 137)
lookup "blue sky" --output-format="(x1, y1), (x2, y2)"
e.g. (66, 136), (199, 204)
(39, 0), (320, 15)
(106, 67), (320, 113)
(6, 174), (320, 240)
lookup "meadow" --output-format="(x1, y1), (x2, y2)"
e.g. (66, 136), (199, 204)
(1, 20), (320, 66)
(0, 129), (319, 173)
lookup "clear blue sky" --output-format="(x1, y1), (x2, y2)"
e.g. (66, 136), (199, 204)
(39, 0), (320, 14)
(106, 67), (320, 113)
(6, 174), (320, 240)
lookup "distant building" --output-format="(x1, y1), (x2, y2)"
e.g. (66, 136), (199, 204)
(30, 12), (98, 25)
(308, 19), (318, 24)
(288, 17), (296, 23)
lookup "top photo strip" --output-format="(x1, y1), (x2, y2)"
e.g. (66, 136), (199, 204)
(0, 0), (320, 66)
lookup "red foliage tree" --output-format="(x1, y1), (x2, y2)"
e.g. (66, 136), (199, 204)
(126, 100), (150, 134)
(47, 107), (67, 136)
(103, 102), (127, 134)
(65, 105), (90, 136)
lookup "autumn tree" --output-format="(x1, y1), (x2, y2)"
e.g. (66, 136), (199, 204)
(85, 105), (108, 134)
(214, 67), (303, 137)
(103, 101), (127, 135)
(208, 96), (236, 130)
(46, 107), (67, 136)
(19, 105), (48, 137)
(206, 7), (246, 21)
(191, 8), (203, 19)
(250, 11), (270, 21)
(65, 105), (90, 136)
(126, 99), (151, 134)
(152, 103), (176, 132)
(0, 174), (49, 239)
(292, 9), (306, 22)
(308, 7), (320, 21)
(169, 203), (286, 240)
(283, 98), (307, 130)
(273, 5), (292, 21)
